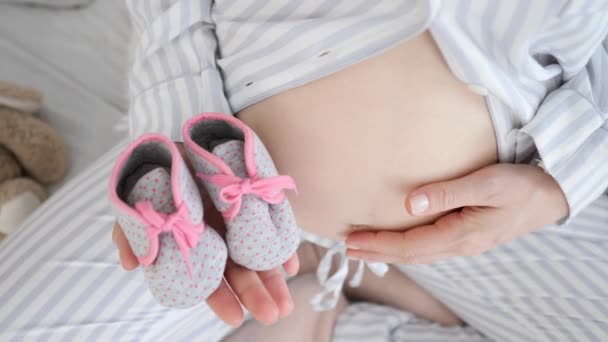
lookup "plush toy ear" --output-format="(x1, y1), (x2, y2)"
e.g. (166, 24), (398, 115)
(0, 81), (43, 113)
(0, 109), (68, 184)
(0, 177), (47, 237)
(0, 146), (22, 184)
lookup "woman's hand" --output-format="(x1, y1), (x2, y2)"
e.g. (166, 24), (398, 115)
(345, 164), (569, 264)
(113, 220), (298, 327)
(112, 143), (298, 327)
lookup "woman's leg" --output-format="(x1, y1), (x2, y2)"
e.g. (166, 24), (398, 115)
(224, 273), (348, 342)
(400, 195), (608, 342)
(334, 302), (490, 342)
(0, 141), (233, 341)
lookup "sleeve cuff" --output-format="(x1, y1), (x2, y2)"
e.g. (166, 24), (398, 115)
(517, 88), (608, 222)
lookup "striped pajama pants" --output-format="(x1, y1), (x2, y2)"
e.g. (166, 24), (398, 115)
(1, 141), (607, 342)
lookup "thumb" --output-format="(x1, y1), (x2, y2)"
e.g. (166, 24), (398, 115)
(406, 168), (501, 216)
(113, 221), (140, 270)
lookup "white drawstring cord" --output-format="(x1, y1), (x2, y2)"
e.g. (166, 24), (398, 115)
(301, 231), (388, 311)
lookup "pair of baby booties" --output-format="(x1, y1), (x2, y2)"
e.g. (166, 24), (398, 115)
(109, 113), (299, 308)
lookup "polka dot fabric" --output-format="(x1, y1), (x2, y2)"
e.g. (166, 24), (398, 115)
(213, 141), (299, 270)
(126, 168), (176, 214)
(186, 150), (231, 213)
(177, 160), (203, 224)
(120, 167), (176, 258)
(111, 142), (227, 309)
(143, 226), (226, 309)
(185, 119), (300, 271)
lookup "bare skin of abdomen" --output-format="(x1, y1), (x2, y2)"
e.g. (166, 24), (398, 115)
(232, 31), (497, 337)
(239, 31), (497, 238)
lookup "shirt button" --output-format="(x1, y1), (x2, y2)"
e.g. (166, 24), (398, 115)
(467, 84), (489, 96)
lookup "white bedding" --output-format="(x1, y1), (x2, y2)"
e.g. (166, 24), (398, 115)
(0, 1), (131, 190)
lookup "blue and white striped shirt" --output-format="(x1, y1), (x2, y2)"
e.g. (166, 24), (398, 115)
(127, 0), (608, 222)
(2, 2), (608, 341)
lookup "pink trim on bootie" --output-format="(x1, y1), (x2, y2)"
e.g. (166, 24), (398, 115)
(183, 113), (300, 271)
(108, 134), (227, 308)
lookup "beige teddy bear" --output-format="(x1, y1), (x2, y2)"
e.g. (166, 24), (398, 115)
(0, 81), (68, 240)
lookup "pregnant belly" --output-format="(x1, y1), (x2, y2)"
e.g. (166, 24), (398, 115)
(238, 31), (497, 241)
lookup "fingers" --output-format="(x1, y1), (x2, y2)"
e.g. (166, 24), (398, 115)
(406, 166), (504, 216)
(345, 212), (466, 259)
(345, 249), (404, 264)
(347, 209), (499, 263)
(282, 253), (299, 276)
(258, 268), (294, 318)
(224, 260), (279, 325)
(347, 248), (457, 264)
(206, 279), (245, 327)
(218, 258), (295, 327)
(112, 222), (139, 270)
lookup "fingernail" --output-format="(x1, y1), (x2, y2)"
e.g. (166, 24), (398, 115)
(280, 299), (294, 318)
(263, 317), (278, 326)
(347, 254), (362, 261)
(228, 318), (244, 328)
(346, 244), (360, 250)
(409, 193), (429, 215)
